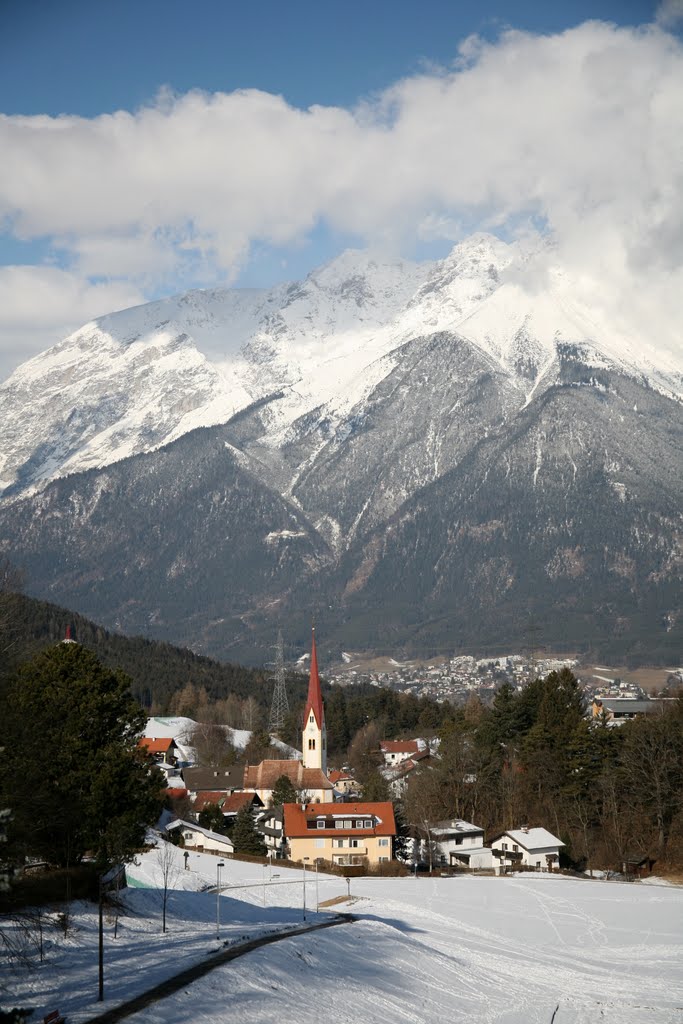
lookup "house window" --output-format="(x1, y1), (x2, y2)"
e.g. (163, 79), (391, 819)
(378, 838), (389, 847)
(512, 844), (518, 852)
(379, 856), (389, 862)
(455, 836), (463, 846)
(343, 820), (352, 828)
(309, 714), (315, 724)
(315, 838), (324, 848)
(502, 842), (508, 850)
(334, 838), (345, 848)
(335, 820), (344, 829)
(350, 839), (360, 848)
(316, 820), (325, 829)
(364, 819), (372, 828)
(308, 738), (316, 750)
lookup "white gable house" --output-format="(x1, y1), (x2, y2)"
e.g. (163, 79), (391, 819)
(491, 827), (563, 871)
(431, 819), (493, 869)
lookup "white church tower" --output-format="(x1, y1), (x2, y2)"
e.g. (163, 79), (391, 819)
(302, 627), (327, 773)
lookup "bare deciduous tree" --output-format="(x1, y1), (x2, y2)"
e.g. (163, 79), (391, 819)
(156, 841), (181, 934)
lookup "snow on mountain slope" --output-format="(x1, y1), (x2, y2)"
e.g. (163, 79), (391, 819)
(0, 251), (428, 498)
(0, 232), (680, 501)
(457, 261), (683, 401)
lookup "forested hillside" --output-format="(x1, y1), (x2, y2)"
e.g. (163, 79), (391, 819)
(0, 591), (453, 746)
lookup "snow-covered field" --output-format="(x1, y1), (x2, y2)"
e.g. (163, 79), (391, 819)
(2, 841), (681, 1024)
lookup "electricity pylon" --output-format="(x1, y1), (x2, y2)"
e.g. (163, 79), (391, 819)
(268, 630), (290, 734)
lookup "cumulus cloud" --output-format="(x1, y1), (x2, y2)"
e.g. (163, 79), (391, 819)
(0, 266), (143, 373)
(656, 0), (683, 28)
(1, 18), (682, 376)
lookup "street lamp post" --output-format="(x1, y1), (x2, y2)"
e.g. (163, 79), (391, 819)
(302, 857), (309, 921)
(346, 876), (351, 902)
(262, 862), (267, 907)
(98, 874), (104, 1002)
(216, 860), (225, 940)
(315, 858), (320, 913)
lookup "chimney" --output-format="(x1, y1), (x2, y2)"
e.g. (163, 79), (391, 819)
(521, 824), (529, 833)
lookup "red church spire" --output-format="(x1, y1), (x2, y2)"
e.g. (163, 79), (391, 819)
(303, 627), (324, 728)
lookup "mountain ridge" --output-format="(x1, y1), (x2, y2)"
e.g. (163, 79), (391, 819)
(2, 232), (680, 502)
(1, 233), (681, 663)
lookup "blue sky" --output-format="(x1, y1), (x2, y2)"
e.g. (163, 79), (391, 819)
(0, 1), (657, 116)
(0, 0), (680, 377)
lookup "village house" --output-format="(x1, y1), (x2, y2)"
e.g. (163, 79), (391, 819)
(283, 801), (396, 867)
(165, 818), (235, 857)
(431, 819), (493, 869)
(256, 806), (286, 857)
(384, 748), (433, 798)
(137, 736), (179, 768)
(181, 762), (245, 800)
(491, 827), (563, 871)
(192, 790), (262, 823)
(591, 697), (668, 723)
(380, 739), (421, 766)
(328, 768), (359, 797)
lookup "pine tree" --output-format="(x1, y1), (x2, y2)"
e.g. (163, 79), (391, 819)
(231, 805), (266, 856)
(271, 774), (300, 807)
(1, 642), (164, 869)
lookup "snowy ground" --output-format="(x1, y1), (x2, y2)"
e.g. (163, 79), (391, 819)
(2, 841), (681, 1024)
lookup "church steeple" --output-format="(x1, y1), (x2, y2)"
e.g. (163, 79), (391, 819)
(302, 627), (327, 772)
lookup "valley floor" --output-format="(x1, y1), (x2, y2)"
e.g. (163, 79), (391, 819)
(2, 844), (681, 1024)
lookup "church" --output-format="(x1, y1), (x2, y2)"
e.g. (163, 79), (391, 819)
(242, 628), (335, 804)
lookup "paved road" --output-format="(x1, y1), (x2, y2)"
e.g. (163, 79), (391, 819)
(83, 914), (354, 1024)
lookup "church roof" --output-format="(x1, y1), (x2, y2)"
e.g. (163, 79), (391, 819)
(243, 759), (333, 793)
(303, 627), (324, 729)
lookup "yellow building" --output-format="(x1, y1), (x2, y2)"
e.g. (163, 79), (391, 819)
(283, 801), (396, 867)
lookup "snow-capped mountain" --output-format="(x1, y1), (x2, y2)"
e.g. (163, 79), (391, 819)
(2, 232), (680, 501)
(1, 232), (681, 663)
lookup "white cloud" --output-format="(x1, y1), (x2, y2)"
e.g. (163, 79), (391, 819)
(0, 19), (682, 377)
(0, 266), (144, 374)
(656, 0), (683, 28)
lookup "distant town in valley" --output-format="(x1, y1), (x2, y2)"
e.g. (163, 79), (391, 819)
(322, 650), (683, 706)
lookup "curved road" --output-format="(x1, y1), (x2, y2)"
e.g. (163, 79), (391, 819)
(84, 914), (354, 1024)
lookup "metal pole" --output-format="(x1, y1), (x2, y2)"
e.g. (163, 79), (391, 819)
(263, 863), (266, 907)
(98, 876), (104, 1002)
(302, 861), (307, 921)
(315, 859), (319, 913)
(216, 861), (224, 940)
(346, 876), (350, 902)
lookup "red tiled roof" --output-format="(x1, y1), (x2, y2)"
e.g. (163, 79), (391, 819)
(283, 801), (396, 837)
(138, 737), (175, 755)
(221, 792), (260, 813)
(380, 740), (419, 754)
(193, 790), (229, 812)
(163, 787), (189, 800)
(328, 769), (354, 783)
(243, 760), (333, 792)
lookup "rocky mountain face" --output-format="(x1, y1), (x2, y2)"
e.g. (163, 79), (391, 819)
(0, 234), (681, 664)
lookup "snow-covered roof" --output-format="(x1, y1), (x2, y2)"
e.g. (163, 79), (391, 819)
(432, 819), (482, 836)
(503, 828), (563, 850)
(449, 846), (490, 857)
(165, 819), (234, 848)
